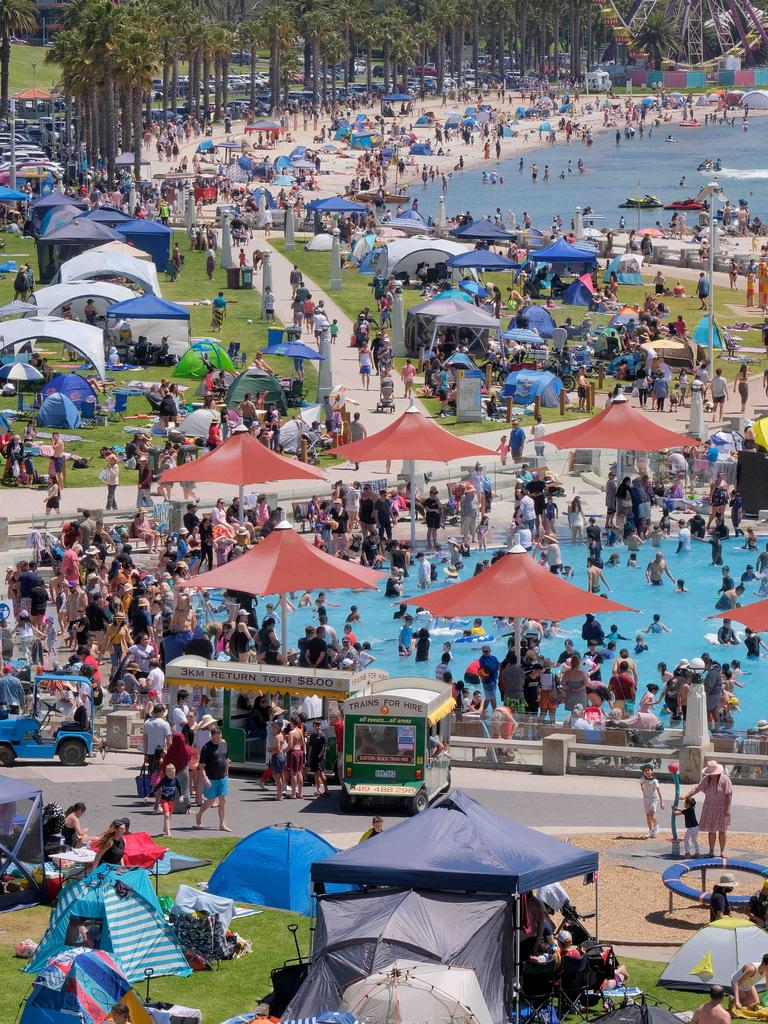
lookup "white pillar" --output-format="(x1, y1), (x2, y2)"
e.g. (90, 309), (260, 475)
(317, 334), (334, 404)
(284, 205), (296, 251)
(688, 379), (705, 439)
(436, 194), (447, 236)
(574, 206), (584, 240)
(330, 227), (342, 291)
(129, 184), (137, 213)
(186, 189), (196, 232)
(391, 284), (406, 356)
(220, 211), (234, 269)
(683, 676), (710, 747)
(260, 251), (273, 320)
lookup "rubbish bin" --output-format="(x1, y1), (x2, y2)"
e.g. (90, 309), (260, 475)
(286, 326), (302, 342)
(241, 266), (253, 289)
(226, 266), (240, 289)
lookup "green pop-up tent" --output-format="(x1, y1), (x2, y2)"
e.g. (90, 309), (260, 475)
(173, 339), (235, 378)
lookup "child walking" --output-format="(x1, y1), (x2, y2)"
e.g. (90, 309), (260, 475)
(496, 435), (510, 467)
(152, 764), (182, 837)
(674, 796), (700, 857)
(640, 764), (664, 838)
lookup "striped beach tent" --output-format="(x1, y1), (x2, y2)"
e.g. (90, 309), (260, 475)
(25, 866), (191, 983)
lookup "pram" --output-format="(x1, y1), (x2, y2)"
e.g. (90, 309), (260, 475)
(376, 376), (396, 413)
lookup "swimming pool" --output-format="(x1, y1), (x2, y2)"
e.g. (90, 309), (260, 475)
(202, 534), (766, 728)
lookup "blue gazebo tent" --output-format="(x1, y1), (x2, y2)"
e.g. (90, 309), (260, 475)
(85, 205), (134, 226)
(311, 789), (598, 892)
(307, 196), (368, 214)
(117, 220), (173, 271)
(528, 238), (598, 269)
(502, 369), (563, 407)
(383, 93), (413, 102)
(0, 185), (29, 202)
(564, 273), (595, 306)
(693, 315), (723, 349)
(208, 824), (347, 915)
(107, 295), (189, 320)
(447, 250), (517, 270)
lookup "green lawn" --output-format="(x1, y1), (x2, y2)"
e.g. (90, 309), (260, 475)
(0, 230), (316, 490)
(8, 44), (60, 95)
(0, 836), (701, 1022)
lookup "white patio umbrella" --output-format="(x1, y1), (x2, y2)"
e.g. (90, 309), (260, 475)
(0, 362), (44, 383)
(342, 960), (494, 1024)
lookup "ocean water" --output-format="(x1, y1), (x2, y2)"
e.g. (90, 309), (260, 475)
(411, 117), (768, 229)
(206, 536), (767, 728)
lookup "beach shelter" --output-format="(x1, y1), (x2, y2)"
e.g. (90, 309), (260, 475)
(432, 305), (501, 353)
(19, 949), (153, 1024)
(173, 340), (235, 377)
(117, 220), (173, 271)
(372, 238), (468, 278)
(0, 316), (106, 380)
(225, 367), (288, 413)
(41, 205), (88, 236)
(517, 305), (556, 338)
(545, 394), (697, 451)
(563, 273), (595, 306)
(107, 294), (190, 356)
(306, 233), (334, 252)
(0, 185), (30, 202)
(0, 779), (45, 911)
(604, 253), (643, 286)
(446, 251), (517, 271)
(208, 824), (344, 915)
(451, 220), (515, 242)
(528, 238), (597, 269)
(659, 919), (768, 992)
(349, 131), (382, 150)
(176, 407), (218, 438)
(57, 250), (161, 296)
(107, 294), (188, 321)
(330, 404), (491, 547)
(31, 281), (135, 320)
(342, 961), (494, 1024)
(692, 315), (723, 349)
(37, 220), (123, 282)
(25, 866), (191, 983)
(91, 240), (153, 262)
(37, 393), (82, 429)
(502, 369), (563, 407)
(187, 521), (383, 655)
(41, 373), (98, 414)
(159, 428), (325, 524)
(410, 142), (433, 156)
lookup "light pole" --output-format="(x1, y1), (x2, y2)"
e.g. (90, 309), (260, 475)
(694, 178), (727, 375)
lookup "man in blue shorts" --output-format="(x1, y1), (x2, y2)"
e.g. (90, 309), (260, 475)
(478, 645), (500, 710)
(196, 725), (231, 831)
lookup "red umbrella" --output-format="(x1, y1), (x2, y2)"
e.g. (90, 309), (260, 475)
(187, 521), (384, 653)
(545, 394), (697, 452)
(330, 404), (492, 546)
(404, 546), (636, 654)
(159, 428), (325, 523)
(711, 599), (768, 632)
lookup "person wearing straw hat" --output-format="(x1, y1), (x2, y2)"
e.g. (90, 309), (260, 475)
(685, 760), (733, 858)
(708, 873), (736, 922)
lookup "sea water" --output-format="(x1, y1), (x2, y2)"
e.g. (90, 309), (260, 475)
(205, 535), (766, 727)
(412, 118), (768, 229)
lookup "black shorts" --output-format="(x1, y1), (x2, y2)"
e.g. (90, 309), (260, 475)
(713, 396), (725, 405)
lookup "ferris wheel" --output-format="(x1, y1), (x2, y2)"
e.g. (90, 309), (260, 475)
(597, 0), (768, 67)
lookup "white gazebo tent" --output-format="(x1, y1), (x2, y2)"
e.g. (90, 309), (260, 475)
(31, 281), (136, 320)
(372, 237), (469, 277)
(55, 250), (162, 296)
(91, 241), (153, 261)
(431, 305), (501, 355)
(0, 316), (106, 379)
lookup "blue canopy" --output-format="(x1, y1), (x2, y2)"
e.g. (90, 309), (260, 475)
(451, 220), (515, 242)
(311, 790), (598, 894)
(117, 219), (173, 270)
(528, 238), (597, 267)
(107, 294), (189, 320)
(85, 205), (133, 225)
(383, 93), (413, 101)
(307, 196), (368, 213)
(0, 186), (29, 202)
(208, 824), (348, 915)
(447, 250), (517, 270)
(41, 220), (121, 244)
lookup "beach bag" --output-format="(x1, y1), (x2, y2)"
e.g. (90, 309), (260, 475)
(135, 763), (153, 798)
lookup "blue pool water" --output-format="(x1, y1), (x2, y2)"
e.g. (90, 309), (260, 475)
(207, 536), (766, 728)
(412, 117), (768, 228)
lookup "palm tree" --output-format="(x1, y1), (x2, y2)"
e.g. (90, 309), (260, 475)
(356, 15), (378, 94)
(115, 25), (159, 181)
(0, 0), (37, 117)
(303, 3), (334, 106)
(633, 10), (681, 69)
(260, 3), (296, 111)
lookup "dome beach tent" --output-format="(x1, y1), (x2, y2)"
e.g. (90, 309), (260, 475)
(25, 865), (191, 983)
(604, 253), (643, 285)
(342, 961), (494, 1024)
(693, 315), (723, 349)
(370, 238), (468, 278)
(515, 305), (556, 338)
(56, 250), (161, 296)
(0, 316), (106, 380)
(208, 824), (345, 915)
(225, 367), (288, 413)
(502, 369), (563, 407)
(20, 949), (153, 1024)
(305, 233), (334, 252)
(31, 281), (135, 320)
(173, 340), (235, 377)
(37, 392), (82, 429)
(563, 273), (595, 306)
(41, 373), (99, 413)
(659, 919), (768, 992)
(0, 779), (45, 911)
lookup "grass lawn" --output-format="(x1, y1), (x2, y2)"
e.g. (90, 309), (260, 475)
(8, 44), (60, 95)
(0, 836), (701, 1023)
(0, 231), (317, 491)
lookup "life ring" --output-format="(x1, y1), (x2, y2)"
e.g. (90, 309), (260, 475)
(455, 634), (495, 644)
(662, 858), (767, 905)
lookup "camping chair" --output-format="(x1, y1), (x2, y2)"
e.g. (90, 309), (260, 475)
(80, 397), (97, 425)
(520, 958), (558, 1024)
(558, 955), (599, 1022)
(107, 391), (128, 421)
(227, 340), (241, 360)
(166, 261), (179, 282)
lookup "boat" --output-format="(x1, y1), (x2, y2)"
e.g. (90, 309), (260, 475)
(697, 159), (722, 172)
(679, 120), (701, 127)
(355, 189), (410, 204)
(664, 199), (706, 211)
(618, 195), (663, 209)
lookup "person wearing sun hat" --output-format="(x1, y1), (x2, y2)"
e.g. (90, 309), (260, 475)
(709, 872), (736, 922)
(684, 760), (733, 858)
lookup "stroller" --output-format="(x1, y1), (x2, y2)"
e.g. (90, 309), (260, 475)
(376, 376), (396, 413)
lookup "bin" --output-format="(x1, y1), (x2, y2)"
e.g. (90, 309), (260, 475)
(226, 266), (240, 289)
(286, 326), (302, 342)
(241, 266), (253, 289)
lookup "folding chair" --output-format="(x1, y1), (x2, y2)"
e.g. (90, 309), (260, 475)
(227, 340), (241, 360)
(520, 959), (558, 1024)
(107, 391), (128, 421)
(559, 955), (598, 1022)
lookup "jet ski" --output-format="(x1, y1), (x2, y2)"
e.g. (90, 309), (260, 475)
(619, 195), (663, 209)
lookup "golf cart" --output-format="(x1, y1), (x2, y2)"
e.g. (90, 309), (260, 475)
(0, 673), (94, 768)
(339, 678), (454, 815)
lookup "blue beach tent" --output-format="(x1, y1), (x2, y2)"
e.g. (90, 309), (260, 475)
(693, 315), (723, 349)
(563, 273), (595, 306)
(37, 393), (81, 429)
(41, 373), (98, 413)
(208, 824), (347, 915)
(19, 950), (134, 1024)
(603, 254), (643, 286)
(25, 866), (190, 983)
(502, 369), (563, 407)
(518, 305), (556, 338)
(410, 142), (433, 156)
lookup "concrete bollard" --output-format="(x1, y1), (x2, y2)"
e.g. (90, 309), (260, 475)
(542, 734), (573, 775)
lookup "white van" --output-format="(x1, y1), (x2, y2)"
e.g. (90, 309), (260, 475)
(585, 69), (611, 92)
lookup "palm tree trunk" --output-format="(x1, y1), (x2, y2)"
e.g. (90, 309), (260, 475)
(203, 54), (211, 121)
(120, 89), (130, 153)
(222, 56), (230, 111)
(250, 42), (257, 106)
(0, 31), (10, 119)
(383, 40), (390, 93)
(190, 50), (200, 119)
(162, 56), (170, 124)
(103, 73), (117, 185)
(214, 57), (223, 121)
(133, 88), (143, 182)
(472, 11), (479, 85)
(436, 29), (445, 91)
(171, 55), (179, 116)
(312, 40), (319, 105)
(331, 62), (337, 104)
(366, 42), (372, 93)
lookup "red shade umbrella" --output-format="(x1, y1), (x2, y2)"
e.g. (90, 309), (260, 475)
(545, 394), (697, 452)
(404, 546), (636, 655)
(187, 521), (384, 654)
(159, 428), (325, 524)
(330, 404), (492, 546)
(711, 599), (768, 632)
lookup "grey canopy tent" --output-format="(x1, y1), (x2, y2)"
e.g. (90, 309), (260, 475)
(0, 779), (45, 911)
(430, 306), (501, 355)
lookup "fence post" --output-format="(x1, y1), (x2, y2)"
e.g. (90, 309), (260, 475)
(506, 397), (514, 422)
(559, 389), (566, 416)
(534, 395), (541, 419)
(300, 437), (308, 463)
(587, 383), (594, 412)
